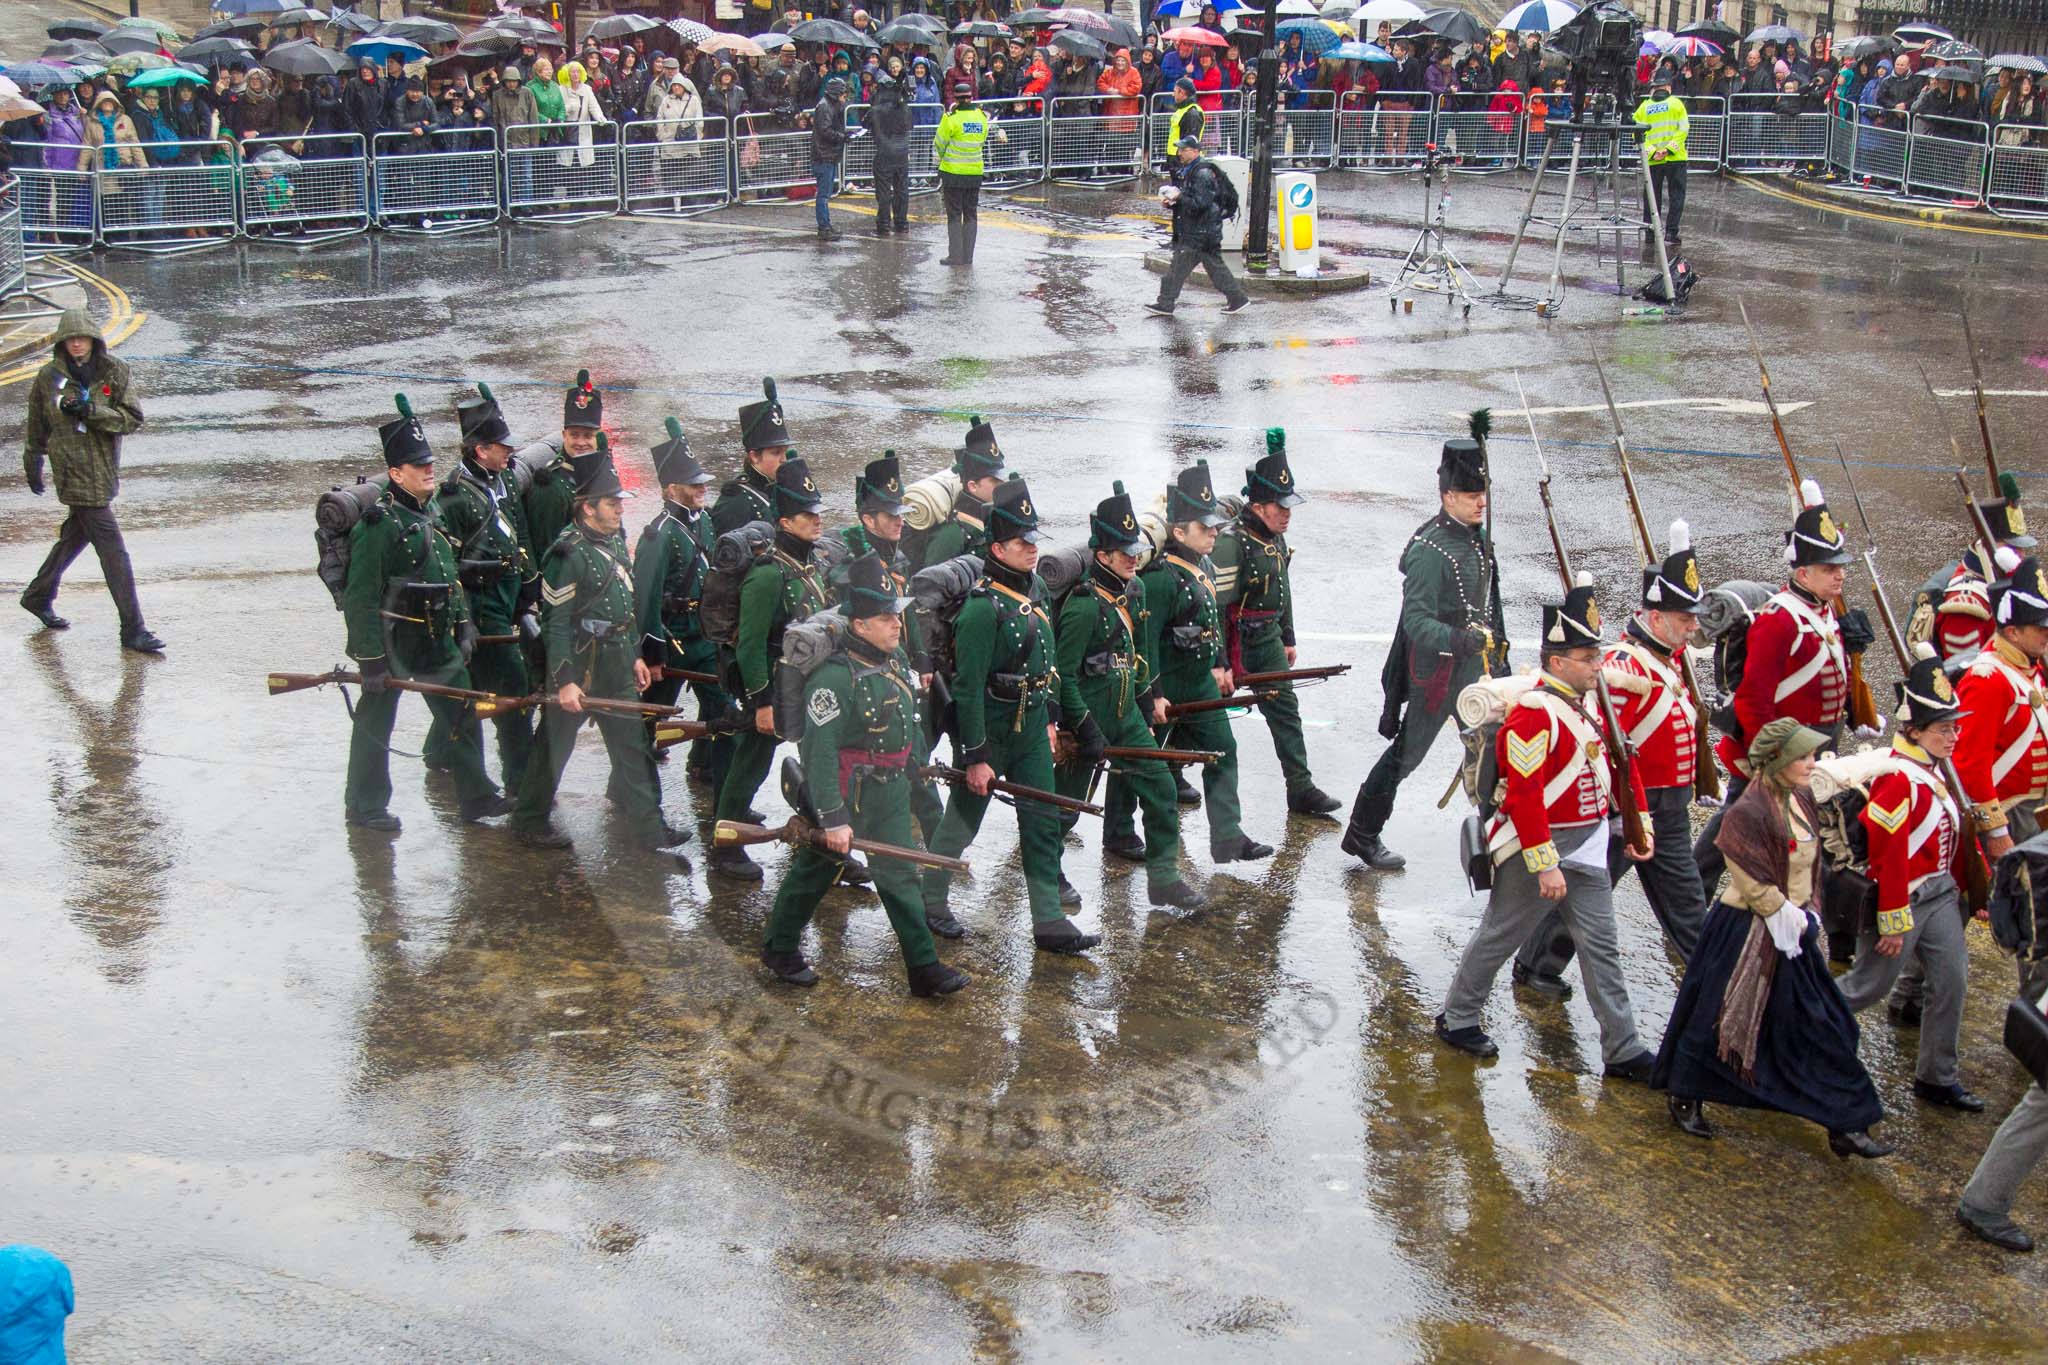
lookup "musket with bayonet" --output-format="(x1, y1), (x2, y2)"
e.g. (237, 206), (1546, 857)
(1584, 358), (1723, 802)
(1960, 302), (2001, 491)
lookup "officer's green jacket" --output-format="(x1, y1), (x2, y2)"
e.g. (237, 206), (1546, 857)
(951, 557), (1061, 766)
(634, 499), (717, 668)
(1212, 510), (1295, 670)
(734, 531), (827, 708)
(343, 484), (470, 672)
(1398, 512), (1503, 667)
(538, 520), (640, 693)
(799, 634), (921, 830)
(837, 524), (929, 672)
(934, 102), (990, 174)
(920, 493), (990, 570)
(1632, 92), (1689, 162)
(712, 464), (777, 535)
(437, 456), (535, 633)
(1056, 558), (1157, 728)
(1135, 541), (1222, 691)
(516, 437), (574, 557)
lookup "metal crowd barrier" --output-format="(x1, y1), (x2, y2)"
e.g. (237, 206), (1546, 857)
(1904, 117), (1989, 205)
(8, 143), (96, 254)
(238, 132), (370, 245)
(0, 190), (26, 302)
(1335, 96), (1434, 170)
(839, 103), (942, 196)
(1988, 124), (2048, 217)
(96, 139), (238, 254)
(980, 110), (1048, 189)
(733, 111), (815, 199)
(505, 120), (620, 224)
(1724, 96), (1832, 171)
(1048, 94), (1148, 183)
(1683, 95), (1726, 170)
(1827, 112), (1857, 179)
(1848, 119), (1910, 189)
(1435, 104), (1521, 173)
(374, 127), (500, 235)
(1273, 90), (1337, 169)
(1150, 91), (1246, 169)
(621, 116), (732, 215)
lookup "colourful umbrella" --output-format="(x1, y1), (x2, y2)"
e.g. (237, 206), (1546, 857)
(1277, 17), (1344, 55)
(1158, 25), (1231, 46)
(1660, 34), (1721, 57)
(344, 35), (428, 66)
(107, 52), (174, 76)
(1157, 0), (1248, 15)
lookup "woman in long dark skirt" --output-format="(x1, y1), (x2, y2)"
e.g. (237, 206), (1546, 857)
(1653, 717), (1893, 1158)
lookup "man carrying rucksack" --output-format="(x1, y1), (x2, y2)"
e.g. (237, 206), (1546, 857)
(1145, 130), (1249, 318)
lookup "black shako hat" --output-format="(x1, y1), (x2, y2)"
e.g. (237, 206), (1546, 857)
(772, 454), (822, 518)
(1894, 641), (1962, 727)
(1438, 437), (1486, 494)
(455, 382), (513, 449)
(843, 551), (913, 620)
(987, 473), (1044, 544)
(651, 416), (711, 488)
(379, 393), (433, 467)
(1089, 480), (1145, 555)
(572, 431), (627, 501)
(1785, 478), (1853, 567)
(562, 368), (603, 431)
(856, 451), (907, 516)
(739, 376), (793, 452)
(1167, 460), (1228, 528)
(1993, 549), (2048, 628)
(954, 414), (1004, 482)
(1246, 427), (1307, 508)
(1641, 518), (1704, 611)
(1541, 573), (1604, 651)
(1977, 496), (2036, 550)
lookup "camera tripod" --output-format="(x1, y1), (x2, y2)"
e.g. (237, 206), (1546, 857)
(1389, 142), (1479, 316)
(1491, 120), (1677, 318)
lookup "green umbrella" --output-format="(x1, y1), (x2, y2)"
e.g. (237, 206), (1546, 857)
(107, 51), (174, 77)
(115, 15), (183, 42)
(125, 65), (210, 88)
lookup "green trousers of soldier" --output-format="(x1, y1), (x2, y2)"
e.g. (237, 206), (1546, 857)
(515, 695), (666, 843)
(716, 729), (780, 822)
(766, 775), (939, 968)
(347, 668), (496, 821)
(424, 639), (533, 793)
(921, 700), (1065, 925)
(1238, 629), (1313, 796)
(1059, 705), (1181, 890)
(1110, 667), (1241, 855)
(644, 669), (735, 808)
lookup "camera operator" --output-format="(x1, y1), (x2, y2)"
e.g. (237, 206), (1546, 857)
(1633, 70), (1688, 249)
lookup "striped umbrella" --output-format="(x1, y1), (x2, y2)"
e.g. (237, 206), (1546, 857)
(1988, 53), (2048, 75)
(1497, 0), (1578, 32)
(3, 62), (84, 89)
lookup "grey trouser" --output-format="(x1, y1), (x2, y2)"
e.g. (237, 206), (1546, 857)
(1443, 821), (1644, 1064)
(1895, 801), (2038, 1008)
(1155, 241), (1249, 310)
(1962, 1083), (2048, 1220)
(1517, 784), (1707, 976)
(23, 503), (144, 636)
(1837, 874), (1967, 1088)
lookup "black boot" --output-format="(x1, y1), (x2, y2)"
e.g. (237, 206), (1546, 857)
(21, 601), (68, 630)
(925, 893), (965, 939)
(347, 810), (402, 834)
(1033, 916), (1102, 954)
(1174, 772), (1202, 807)
(1147, 880), (1208, 916)
(459, 792), (516, 822)
(1512, 960), (1574, 1000)
(1058, 873), (1083, 908)
(1102, 831), (1147, 863)
(837, 854), (873, 889)
(1287, 785), (1342, 816)
(1828, 1128), (1896, 1160)
(515, 822), (572, 848)
(1340, 791), (1406, 870)
(908, 960), (970, 996)
(760, 947), (818, 986)
(709, 845), (763, 881)
(1668, 1095), (1714, 1139)
(1211, 834), (1275, 863)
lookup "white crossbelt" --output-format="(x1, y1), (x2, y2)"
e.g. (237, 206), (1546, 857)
(1764, 590), (1845, 703)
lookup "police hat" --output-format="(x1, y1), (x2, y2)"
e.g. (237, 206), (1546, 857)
(651, 416), (712, 488)
(1246, 427), (1306, 508)
(1541, 573), (1604, 650)
(772, 454), (823, 518)
(562, 368), (603, 431)
(1641, 518), (1704, 611)
(739, 376), (794, 452)
(573, 434), (627, 502)
(1784, 478), (1852, 567)
(378, 393), (433, 468)
(1438, 438), (1486, 494)
(1894, 641), (1962, 727)
(843, 551), (914, 620)
(1167, 460), (1228, 529)
(988, 473), (1044, 545)
(954, 414), (1004, 482)
(1089, 480), (1145, 555)
(856, 451), (907, 516)
(455, 381), (513, 450)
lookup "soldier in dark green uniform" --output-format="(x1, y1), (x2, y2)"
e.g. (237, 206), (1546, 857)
(425, 383), (537, 793)
(912, 416), (1003, 572)
(1213, 429), (1339, 816)
(512, 450), (689, 865)
(922, 476), (1101, 954)
(341, 395), (505, 832)
(837, 452), (945, 841)
(1341, 438), (1506, 871)
(708, 457), (829, 880)
(520, 369), (606, 558)
(1117, 462), (1274, 867)
(1056, 481), (1208, 913)
(761, 553), (971, 997)
(633, 417), (732, 791)
(711, 377), (792, 535)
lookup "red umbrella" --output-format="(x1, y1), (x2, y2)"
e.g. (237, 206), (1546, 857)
(1159, 25), (1230, 46)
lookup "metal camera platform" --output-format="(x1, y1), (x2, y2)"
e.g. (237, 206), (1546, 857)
(1491, 116), (1680, 318)
(1388, 143), (1480, 317)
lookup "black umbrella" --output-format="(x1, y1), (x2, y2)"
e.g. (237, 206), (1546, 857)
(454, 29), (519, 57)
(377, 16), (461, 46)
(1049, 28), (1107, 58)
(1675, 18), (1738, 48)
(1929, 63), (1978, 82)
(1926, 38), (1983, 64)
(1010, 7), (1063, 26)
(589, 14), (663, 40)
(194, 17), (272, 40)
(40, 39), (111, 63)
(47, 19), (110, 42)
(178, 36), (255, 64)
(1401, 9), (1489, 45)
(890, 12), (949, 32)
(1746, 23), (1802, 45)
(1048, 9), (1141, 50)
(269, 7), (328, 27)
(1892, 22), (1953, 45)
(1835, 34), (1895, 61)
(951, 20), (1015, 39)
(875, 19), (944, 45)
(790, 17), (880, 47)
(102, 29), (167, 56)
(485, 14), (562, 42)
(327, 7), (380, 36)
(262, 37), (351, 77)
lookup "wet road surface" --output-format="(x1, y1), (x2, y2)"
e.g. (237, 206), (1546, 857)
(3, 157), (2048, 1361)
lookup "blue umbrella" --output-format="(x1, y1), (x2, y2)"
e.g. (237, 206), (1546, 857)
(345, 35), (428, 65)
(213, 0), (290, 13)
(1329, 40), (1393, 61)
(4, 61), (85, 89)
(1497, 0), (1578, 32)
(1156, 0), (1248, 14)
(1277, 16), (1343, 55)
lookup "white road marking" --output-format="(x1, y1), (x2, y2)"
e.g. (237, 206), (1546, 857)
(1470, 398), (1815, 420)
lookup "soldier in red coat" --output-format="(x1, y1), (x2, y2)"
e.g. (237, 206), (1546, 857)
(1910, 476), (2033, 662)
(1515, 522), (1711, 997)
(1435, 581), (1658, 1079)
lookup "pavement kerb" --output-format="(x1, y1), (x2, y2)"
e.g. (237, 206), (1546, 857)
(1727, 171), (2048, 239)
